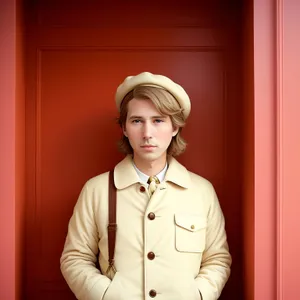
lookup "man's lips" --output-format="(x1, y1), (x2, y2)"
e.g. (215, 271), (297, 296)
(141, 145), (156, 148)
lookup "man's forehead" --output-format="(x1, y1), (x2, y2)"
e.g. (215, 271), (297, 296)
(127, 98), (157, 111)
(126, 101), (166, 119)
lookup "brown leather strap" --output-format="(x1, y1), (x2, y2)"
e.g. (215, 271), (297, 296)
(107, 170), (117, 273)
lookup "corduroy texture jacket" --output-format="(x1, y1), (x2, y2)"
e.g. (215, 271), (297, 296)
(60, 155), (231, 300)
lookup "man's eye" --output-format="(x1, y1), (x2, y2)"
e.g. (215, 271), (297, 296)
(132, 119), (141, 123)
(155, 119), (164, 123)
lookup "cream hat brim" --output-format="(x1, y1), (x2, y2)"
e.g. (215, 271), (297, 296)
(115, 72), (191, 119)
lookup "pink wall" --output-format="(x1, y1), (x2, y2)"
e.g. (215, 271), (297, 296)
(253, 0), (300, 299)
(0, 0), (25, 299)
(253, 0), (277, 299)
(279, 1), (300, 298)
(0, 0), (17, 298)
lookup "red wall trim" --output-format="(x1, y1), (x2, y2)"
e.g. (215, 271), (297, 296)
(242, 0), (254, 298)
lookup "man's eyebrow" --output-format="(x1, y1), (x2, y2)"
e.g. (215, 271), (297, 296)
(152, 115), (167, 119)
(128, 115), (143, 120)
(128, 115), (167, 120)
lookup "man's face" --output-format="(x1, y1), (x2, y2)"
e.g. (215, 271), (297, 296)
(123, 98), (179, 166)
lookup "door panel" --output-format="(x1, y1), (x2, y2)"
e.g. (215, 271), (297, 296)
(25, 1), (243, 299)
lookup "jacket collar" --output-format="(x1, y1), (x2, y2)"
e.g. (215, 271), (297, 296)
(165, 156), (190, 188)
(114, 155), (191, 189)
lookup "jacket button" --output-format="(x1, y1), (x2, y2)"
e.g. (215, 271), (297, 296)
(147, 252), (155, 260)
(140, 186), (146, 192)
(149, 289), (157, 298)
(148, 212), (155, 220)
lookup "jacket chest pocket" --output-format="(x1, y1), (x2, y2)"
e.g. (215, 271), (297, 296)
(174, 213), (207, 253)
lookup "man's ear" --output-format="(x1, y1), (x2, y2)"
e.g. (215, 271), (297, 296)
(123, 125), (128, 137)
(172, 126), (179, 137)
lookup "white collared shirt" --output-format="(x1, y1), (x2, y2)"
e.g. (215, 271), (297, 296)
(133, 162), (168, 185)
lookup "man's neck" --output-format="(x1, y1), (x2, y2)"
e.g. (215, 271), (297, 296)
(133, 155), (167, 176)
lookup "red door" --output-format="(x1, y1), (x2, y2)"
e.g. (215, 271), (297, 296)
(25, 1), (243, 299)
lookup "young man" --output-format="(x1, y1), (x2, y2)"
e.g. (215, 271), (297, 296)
(60, 72), (231, 300)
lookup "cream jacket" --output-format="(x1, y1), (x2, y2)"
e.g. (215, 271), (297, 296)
(60, 155), (231, 300)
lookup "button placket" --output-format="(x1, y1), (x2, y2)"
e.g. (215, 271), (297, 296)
(143, 183), (165, 300)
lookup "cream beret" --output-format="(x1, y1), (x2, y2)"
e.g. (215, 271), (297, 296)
(115, 72), (191, 119)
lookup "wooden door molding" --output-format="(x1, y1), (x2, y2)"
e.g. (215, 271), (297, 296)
(253, 0), (277, 299)
(276, 1), (284, 298)
(0, 1), (17, 298)
(0, 0), (26, 299)
(25, 2), (243, 299)
(275, 0), (300, 299)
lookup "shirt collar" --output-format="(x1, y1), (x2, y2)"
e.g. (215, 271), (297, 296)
(114, 155), (191, 189)
(133, 162), (168, 184)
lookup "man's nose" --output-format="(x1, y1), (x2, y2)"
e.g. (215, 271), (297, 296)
(143, 122), (153, 139)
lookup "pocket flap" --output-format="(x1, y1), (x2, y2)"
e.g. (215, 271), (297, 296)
(174, 214), (206, 232)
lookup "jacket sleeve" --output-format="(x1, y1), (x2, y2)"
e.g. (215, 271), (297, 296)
(195, 184), (232, 300)
(60, 183), (111, 300)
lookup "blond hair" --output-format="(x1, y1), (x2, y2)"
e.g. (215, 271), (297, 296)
(117, 86), (187, 156)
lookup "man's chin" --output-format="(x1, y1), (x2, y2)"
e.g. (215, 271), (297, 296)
(136, 152), (165, 162)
